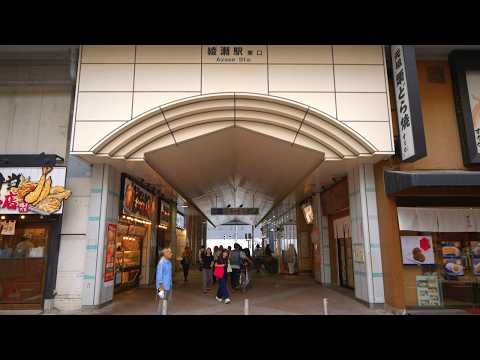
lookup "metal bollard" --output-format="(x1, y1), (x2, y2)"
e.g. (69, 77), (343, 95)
(244, 298), (249, 315)
(323, 298), (328, 315)
(162, 299), (168, 315)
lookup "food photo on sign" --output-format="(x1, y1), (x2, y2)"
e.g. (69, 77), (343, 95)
(122, 177), (155, 221)
(441, 241), (465, 276)
(0, 166), (71, 215)
(401, 236), (435, 265)
(472, 242), (480, 276)
(104, 224), (117, 283)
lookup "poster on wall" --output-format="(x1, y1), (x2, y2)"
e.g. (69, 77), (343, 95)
(0, 167), (70, 215)
(0, 220), (15, 235)
(416, 275), (442, 307)
(301, 203), (314, 224)
(441, 241), (464, 276)
(104, 224), (117, 283)
(159, 200), (171, 228)
(121, 175), (156, 222)
(472, 242), (480, 276)
(401, 236), (435, 265)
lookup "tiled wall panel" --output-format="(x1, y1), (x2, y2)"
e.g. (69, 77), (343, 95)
(72, 45), (393, 153)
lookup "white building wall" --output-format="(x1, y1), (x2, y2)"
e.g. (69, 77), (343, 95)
(54, 163), (91, 311)
(81, 163), (120, 306)
(0, 61), (78, 311)
(71, 45), (394, 154)
(0, 83), (72, 158)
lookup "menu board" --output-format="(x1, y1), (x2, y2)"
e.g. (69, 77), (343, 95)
(0, 220), (16, 235)
(128, 224), (146, 237)
(104, 224), (116, 283)
(401, 236), (435, 265)
(416, 275), (442, 307)
(116, 223), (129, 236)
(471, 241), (480, 276)
(442, 241), (464, 276)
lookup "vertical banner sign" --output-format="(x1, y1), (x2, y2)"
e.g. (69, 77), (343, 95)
(391, 45), (427, 161)
(104, 223), (117, 283)
(449, 51), (480, 165)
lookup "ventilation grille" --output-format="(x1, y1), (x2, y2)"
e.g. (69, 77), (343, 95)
(427, 65), (446, 83)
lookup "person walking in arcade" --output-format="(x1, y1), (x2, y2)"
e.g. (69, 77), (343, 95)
(214, 249), (231, 304)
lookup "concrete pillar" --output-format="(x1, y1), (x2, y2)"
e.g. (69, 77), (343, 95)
(81, 164), (120, 307)
(312, 193), (331, 284)
(169, 202), (177, 273)
(348, 164), (385, 305)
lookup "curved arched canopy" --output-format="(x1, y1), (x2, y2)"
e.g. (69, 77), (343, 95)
(91, 93), (377, 161)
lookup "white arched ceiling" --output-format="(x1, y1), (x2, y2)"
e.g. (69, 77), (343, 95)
(90, 92), (377, 161)
(80, 93), (391, 226)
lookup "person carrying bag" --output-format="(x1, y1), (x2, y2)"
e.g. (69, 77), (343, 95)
(214, 249), (231, 304)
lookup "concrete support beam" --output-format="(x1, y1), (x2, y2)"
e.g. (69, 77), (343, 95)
(348, 164), (385, 304)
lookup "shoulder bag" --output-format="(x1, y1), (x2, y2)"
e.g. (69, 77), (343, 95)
(214, 265), (224, 279)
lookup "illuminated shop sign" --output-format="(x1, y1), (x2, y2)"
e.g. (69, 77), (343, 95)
(121, 175), (156, 222)
(301, 203), (314, 225)
(176, 212), (185, 229)
(159, 200), (171, 228)
(0, 167), (70, 215)
(391, 45), (427, 162)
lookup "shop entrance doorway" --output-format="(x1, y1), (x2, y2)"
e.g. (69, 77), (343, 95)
(333, 215), (354, 289)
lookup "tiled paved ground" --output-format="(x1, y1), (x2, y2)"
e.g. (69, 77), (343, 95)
(64, 270), (391, 315)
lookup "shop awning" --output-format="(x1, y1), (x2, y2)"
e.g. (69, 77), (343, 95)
(384, 170), (480, 196)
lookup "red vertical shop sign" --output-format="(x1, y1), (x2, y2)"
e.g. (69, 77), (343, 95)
(104, 224), (117, 283)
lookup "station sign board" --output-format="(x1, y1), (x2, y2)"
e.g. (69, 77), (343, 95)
(211, 207), (259, 216)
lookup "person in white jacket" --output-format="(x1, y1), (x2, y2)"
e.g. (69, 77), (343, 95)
(286, 244), (297, 275)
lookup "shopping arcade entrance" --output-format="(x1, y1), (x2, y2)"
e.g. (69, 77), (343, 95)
(75, 93), (390, 308)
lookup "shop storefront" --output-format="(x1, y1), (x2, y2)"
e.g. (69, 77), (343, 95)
(333, 214), (354, 289)
(396, 206), (480, 309)
(320, 177), (351, 288)
(384, 170), (480, 311)
(260, 206), (298, 275)
(0, 165), (71, 309)
(373, 48), (480, 313)
(114, 174), (155, 292)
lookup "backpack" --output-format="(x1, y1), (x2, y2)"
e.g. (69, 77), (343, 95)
(230, 250), (241, 266)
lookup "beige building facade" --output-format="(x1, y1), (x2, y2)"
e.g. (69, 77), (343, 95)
(66, 45), (395, 309)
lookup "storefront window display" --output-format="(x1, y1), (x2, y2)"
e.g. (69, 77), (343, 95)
(398, 207), (480, 309)
(0, 166), (70, 309)
(114, 223), (145, 290)
(0, 221), (49, 307)
(261, 206), (297, 274)
(115, 174), (155, 292)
